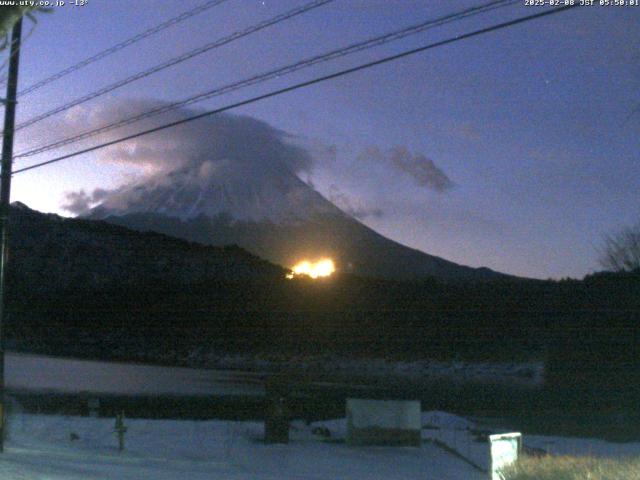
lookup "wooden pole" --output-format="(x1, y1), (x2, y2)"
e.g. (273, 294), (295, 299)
(0, 17), (23, 453)
(115, 411), (127, 451)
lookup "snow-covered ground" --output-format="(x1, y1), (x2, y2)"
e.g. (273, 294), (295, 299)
(1, 412), (483, 480)
(187, 352), (545, 387)
(5, 353), (265, 396)
(2, 411), (639, 480)
(422, 411), (640, 473)
(5, 352), (542, 399)
(7, 352), (635, 479)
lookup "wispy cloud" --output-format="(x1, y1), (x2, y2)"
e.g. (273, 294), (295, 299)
(327, 184), (383, 220)
(61, 188), (110, 215)
(358, 145), (454, 193)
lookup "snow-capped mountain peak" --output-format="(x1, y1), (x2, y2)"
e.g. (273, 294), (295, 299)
(92, 160), (342, 225)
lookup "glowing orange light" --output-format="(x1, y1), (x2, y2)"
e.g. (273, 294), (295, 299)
(287, 258), (335, 279)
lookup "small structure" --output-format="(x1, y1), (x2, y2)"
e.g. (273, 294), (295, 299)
(346, 398), (421, 447)
(489, 432), (522, 480)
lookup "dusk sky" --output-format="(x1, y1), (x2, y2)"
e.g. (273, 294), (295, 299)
(4, 0), (639, 279)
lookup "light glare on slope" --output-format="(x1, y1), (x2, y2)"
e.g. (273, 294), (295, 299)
(287, 259), (335, 279)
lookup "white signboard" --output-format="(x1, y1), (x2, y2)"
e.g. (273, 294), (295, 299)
(489, 432), (522, 480)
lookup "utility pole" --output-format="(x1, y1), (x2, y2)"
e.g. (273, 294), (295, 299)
(0, 17), (23, 453)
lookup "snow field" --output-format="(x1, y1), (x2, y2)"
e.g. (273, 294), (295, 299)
(1, 409), (639, 479)
(0, 412), (485, 480)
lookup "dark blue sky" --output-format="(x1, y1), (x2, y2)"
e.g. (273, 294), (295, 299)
(6, 0), (640, 279)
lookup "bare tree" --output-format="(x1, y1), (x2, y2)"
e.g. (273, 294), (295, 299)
(599, 221), (640, 272)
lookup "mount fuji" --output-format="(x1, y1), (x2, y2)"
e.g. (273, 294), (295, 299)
(72, 109), (507, 281)
(86, 159), (505, 282)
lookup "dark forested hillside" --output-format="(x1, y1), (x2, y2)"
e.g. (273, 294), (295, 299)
(7, 202), (284, 294)
(3, 204), (640, 392)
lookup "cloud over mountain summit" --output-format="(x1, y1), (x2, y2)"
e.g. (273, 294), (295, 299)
(56, 101), (315, 215)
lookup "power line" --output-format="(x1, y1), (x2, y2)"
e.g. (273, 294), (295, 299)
(0, 28), (24, 86)
(0, 40), (19, 87)
(16, 0), (232, 97)
(7, 0), (332, 134)
(15, 0), (520, 159)
(13, 4), (577, 176)
(0, 15), (39, 88)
